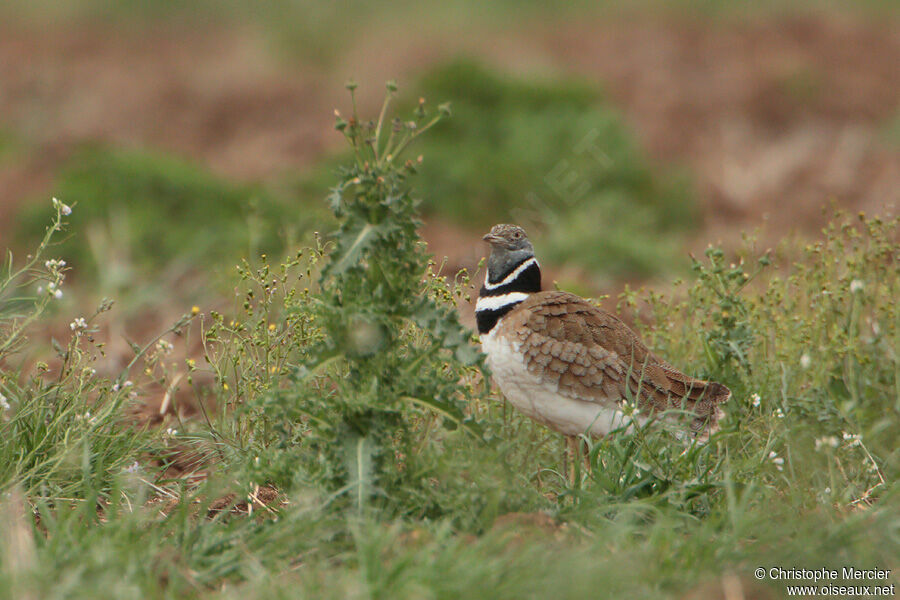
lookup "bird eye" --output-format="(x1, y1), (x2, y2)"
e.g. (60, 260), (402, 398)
(513, 232), (521, 239)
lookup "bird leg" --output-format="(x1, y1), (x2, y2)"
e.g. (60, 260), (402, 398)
(564, 436), (593, 487)
(582, 435), (592, 473)
(567, 435), (577, 486)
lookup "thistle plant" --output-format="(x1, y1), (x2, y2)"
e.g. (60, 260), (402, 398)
(251, 83), (483, 513)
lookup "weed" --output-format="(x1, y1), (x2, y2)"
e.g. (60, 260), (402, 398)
(0, 200), (161, 499)
(412, 59), (696, 279)
(14, 147), (315, 285)
(1, 90), (898, 600)
(194, 84), (486, 519)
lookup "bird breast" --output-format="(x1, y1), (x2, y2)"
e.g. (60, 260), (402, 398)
(481, 326), (641, 437)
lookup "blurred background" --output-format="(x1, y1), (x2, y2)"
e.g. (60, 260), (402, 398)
(1, 0), (898, 339)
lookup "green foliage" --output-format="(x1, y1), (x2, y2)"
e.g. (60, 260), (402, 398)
(411, 58), (696, 278)
(14, 147), (307, 281)
(1, 86), (899, 600)
(689, 244), (771, 380)
(289, 86), (482, 508)
(637, 212), (898, 509)
(204, 85), (485, 516)
(0, 127), (22, 164)
(262, 59), (696, 280)
(0, 201), (158, 499)
(179, 249), (325, 492)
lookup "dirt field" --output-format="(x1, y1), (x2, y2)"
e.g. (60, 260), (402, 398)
(1, 11), (897, 260)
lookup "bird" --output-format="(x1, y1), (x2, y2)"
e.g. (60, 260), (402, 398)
(475, 224), (730, 469)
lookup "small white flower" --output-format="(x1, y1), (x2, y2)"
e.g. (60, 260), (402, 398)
(76, 411), (97, 424)
(69, 317), (87, 331)
(774, 407), (785, 419)
(123, 461), (141, 474)
(849, 279), (864, 293)
(52, 197), (72, 216)
(111, 381), (133, 393)
(165, 427), (178, 438)
(619, 398), (642, 417)
(36, 285), (43, 295)
(156, 339), (174, 354)
(768, 450), (784, 471)
(53, 289), (63, 300)
(842, 431), (862, 447)
(0, 394), (10, 411)
(815, 436), (839, 451)
(45, 259), (67, 270)
(799, 353), (811, 369)
(749, 393), (761, 407)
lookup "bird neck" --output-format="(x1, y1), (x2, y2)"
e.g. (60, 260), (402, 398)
(475, 256), (541, 334)
(483, 256), (541, 295)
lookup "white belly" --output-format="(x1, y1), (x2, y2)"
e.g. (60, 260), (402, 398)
(481, 327), (637, 437)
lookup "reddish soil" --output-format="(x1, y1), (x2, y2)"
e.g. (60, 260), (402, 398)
(0, 25), (333, 179)
(1, 13), (896, 256)
(542, 15), (899, 245)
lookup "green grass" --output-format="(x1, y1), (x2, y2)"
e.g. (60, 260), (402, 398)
(13, 147), (328, 296)
(3, 182), (899, 599)
(884, 110), (900, 148)
(2, 91), (898, 599)
(15, 147), (284, 270)
(0, 128), (24, 164)
(9, 58), (690, 296)
(297, 59), (698, 282)
(412, 59), (697, 281)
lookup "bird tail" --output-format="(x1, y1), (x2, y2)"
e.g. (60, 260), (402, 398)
(691, 381), (731, 443)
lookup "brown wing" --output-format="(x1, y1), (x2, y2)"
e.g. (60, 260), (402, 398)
(502, 291), (730, 437)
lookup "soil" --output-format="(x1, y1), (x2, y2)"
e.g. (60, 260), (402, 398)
(1, 12), (896, 257)
(541, 14), (900, 247)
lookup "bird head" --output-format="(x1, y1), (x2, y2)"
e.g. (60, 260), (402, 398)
(483, 224), (535, 281)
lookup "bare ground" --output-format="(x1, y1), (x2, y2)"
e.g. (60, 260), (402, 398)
(1, 13), (896, 252)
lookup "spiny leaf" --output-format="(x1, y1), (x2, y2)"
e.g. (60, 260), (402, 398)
(343, 433), (375, 515)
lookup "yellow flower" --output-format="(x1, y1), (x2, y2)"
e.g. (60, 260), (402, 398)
(191, 306), (200, 316)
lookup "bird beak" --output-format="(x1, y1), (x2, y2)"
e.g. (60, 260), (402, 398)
(482, 233), (504, 245)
